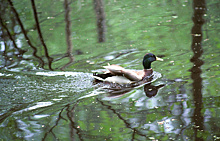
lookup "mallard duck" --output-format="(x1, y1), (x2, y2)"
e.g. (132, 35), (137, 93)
(93, 53), (163, 84)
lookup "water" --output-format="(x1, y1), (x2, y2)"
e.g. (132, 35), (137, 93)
(0, 0), (220, 140)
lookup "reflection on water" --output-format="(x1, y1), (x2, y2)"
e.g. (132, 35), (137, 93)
(1, 0), (220, 140)
(0, 63), (219, 140)
(144, 83), (165, 98)
(190, 0), (206, 140)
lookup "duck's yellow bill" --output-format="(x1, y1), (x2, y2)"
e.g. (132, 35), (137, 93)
(156, 57), (163, 61)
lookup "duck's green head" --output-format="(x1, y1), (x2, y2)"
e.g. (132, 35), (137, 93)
(142, 53), (163, 69)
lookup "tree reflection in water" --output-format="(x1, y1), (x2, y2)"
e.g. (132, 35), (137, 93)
(190, 0), (206, 140)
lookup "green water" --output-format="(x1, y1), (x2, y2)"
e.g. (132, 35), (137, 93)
(0, 0), (220, 140)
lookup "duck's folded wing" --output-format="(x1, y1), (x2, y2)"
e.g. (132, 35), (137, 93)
(103, 64), (124, 75)
(122, 70), (143, 81)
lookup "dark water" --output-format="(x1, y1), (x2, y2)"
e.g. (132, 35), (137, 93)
(0, 0), (220, 140)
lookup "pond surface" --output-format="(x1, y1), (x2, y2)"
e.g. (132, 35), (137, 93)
(0, 0), (220, 140)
